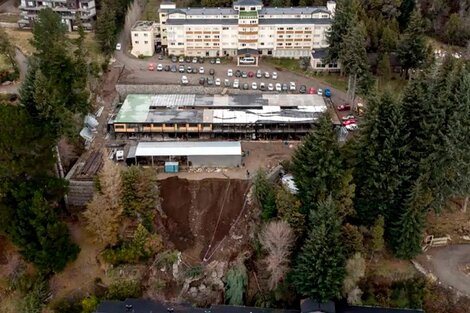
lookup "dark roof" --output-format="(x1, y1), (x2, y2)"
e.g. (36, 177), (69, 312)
(166, 18), (238, 25)
(259, 7), (330, 15)
(238, 48), (259, 55)
(301, 299), (336, 313)
(311, 49), (328, 60)
(233, 0), (263, 6)
(258, 18), (332, 25)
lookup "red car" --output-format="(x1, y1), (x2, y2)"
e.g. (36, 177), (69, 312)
(337, 103), (351, 111)
(248, 71), (255, 78)
(148, 63), (155, 71)
(342, 119), (357, 126)
(308, 87), (316, 94)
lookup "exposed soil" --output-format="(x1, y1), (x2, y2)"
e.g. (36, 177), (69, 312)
(159, 177), (251, 262)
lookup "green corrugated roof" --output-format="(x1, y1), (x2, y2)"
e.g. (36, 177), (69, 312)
(114, 94), (154, 123)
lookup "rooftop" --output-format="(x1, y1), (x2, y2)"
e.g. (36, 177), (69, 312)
(135, 141), (242, 157)
(132, 20), (157, 31)
(259, 7), (330, 15)
(166, 18), (238, 25)
(258, 18), (332, 25)
(233, 0), (263, 6)
(168, 7), (238, 16)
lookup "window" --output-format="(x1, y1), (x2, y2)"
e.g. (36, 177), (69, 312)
(260, 42), (264, 46)
(287, 27), (293, 30)
(222, 27), (229, 30)
(178, 42), (184, 45)
(316, 63), (326, 68)
(134, 41), (139, 44)
(134, 33), (138, 37)
(205, 35), (210, 38)
(144, 41), (148, 44)
(250, 7), (255, 10)
(144, 33), (148, 37)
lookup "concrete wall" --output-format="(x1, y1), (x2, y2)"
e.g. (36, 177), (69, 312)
(188, 155), (241, 167)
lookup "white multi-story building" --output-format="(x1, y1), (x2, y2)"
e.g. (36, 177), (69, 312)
(18, 0), (96, 31)
(153, 0), (335, 64)
(131, 21), (160, 57)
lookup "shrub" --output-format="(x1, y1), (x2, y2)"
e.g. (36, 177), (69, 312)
(106, 280), (142, 300)
(224, 263), (248, 305)
(184, 265), (203, 278)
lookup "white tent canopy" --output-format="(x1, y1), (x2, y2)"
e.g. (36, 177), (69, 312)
(135, 141), (242, 157)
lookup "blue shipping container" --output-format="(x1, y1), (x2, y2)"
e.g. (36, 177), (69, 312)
(164, 162), (179, 173)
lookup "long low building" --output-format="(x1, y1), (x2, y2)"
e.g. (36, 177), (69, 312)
(110, 93), (328, 140)
(128, 141), (242, 167)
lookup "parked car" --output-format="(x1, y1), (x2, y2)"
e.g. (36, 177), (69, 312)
(199, 77), (205, 85)
(337, 103), (351, 111)
(224, 79), (230, 87)
(216, 58), (221, 64)
(256, 70), (262, 78)
(210, 58), (216, 64)
(115, 43), (121, 51)
(251, 82), (258, 90)
(157, 64), (163, 71)
(178, 65), (185, 73)
(248, 71), (255, 78)
(308, 87), (316, 94)
(181, 76), (189, 85)
(199, 67), (205, 74)
(289, 82), (296, 91)
(264, 71), (270, 78)
(148, 63), (155, 71)
(198, 57), (204, 63)
(317, 88), (323, 96)
(272, 72), (278, 79)
(170, 65), (177, 72)
(342, 114), (355, 121)
(325, 88), (331, 97)
(207, 77), (214, 85)
(186, 66), (192, 73)
(299, 85), (307, 94)
(260, 82), (266, 91)
(185, 57), (191, 63)
(171, 56), (177, 63)
(346, 124), (358, 131)
(178, 56), (184, 63)
(342, 119), (357, 126)
(242, 83), (249, 90)
(233, 79), (240, 89)
(275, 83), (282, 92)
(164, 65), (171, 72)
(227, 69), (233, 77)
(215, 78), (221, 86)
(192, 57), (198, 63)
(209, 69), (215, 75)
(268, 83), (274, 91)
(282, 83), (288, 92)
(158, 54), (163, 60)
(242, 71), (248, 78)
(235, 70), (242, 77)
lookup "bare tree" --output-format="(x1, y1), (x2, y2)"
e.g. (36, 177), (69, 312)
(83, 156), (123, 246)
(259, 220), (295, 290)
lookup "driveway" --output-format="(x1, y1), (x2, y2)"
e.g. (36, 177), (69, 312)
(419, 244), (470, 296)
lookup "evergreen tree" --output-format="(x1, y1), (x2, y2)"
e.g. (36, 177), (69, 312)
(291, 113), (344, 215)
(253, 169), (277, 221)
(354, 93), (408, 224)
(370, 215), (385, 254)
(397, 0), (415, 31)
(276, 187), (305, 238)
(377, 52), (391, 78)
(96, 0), (117, 55)
(225, 263), (248, 305)
(379, 24), (398, 53)
(292, 197), (346, 301)
(397, 9), (428, 78)
(325, 0), (359, 63)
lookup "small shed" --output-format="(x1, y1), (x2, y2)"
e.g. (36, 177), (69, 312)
(134, 141), (242, 167)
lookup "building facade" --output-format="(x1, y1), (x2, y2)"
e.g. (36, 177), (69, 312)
(150, 0), (336, 61)
(18, 0), (96, 31)
(131, 21), (160, 57)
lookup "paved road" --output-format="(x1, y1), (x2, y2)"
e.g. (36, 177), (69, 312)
(426, 244), (470, 296)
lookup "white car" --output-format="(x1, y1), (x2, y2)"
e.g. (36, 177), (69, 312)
(317, 88), (323, 96)
(289, 82), (296, 91)
(157, 64), (163, 71)
(275, 83), (282, 92)
(181, 75), (189, 85)
(199, 67), (205, 74)
(215, 78), (221, 86)
(345, 124), (358, 131)
(192, 57), (198, 63)
(115, 149), (124, 161)
(268, 83), (274, 91)
(216, 58), (221, 64)
(115, 43), (122, 51)
(264, 72), (270, 78)
(233, 79), (240, 89)
(272, 72), (278, 79)
(227, 69), (233, 77)
(252, 82), (258, 90)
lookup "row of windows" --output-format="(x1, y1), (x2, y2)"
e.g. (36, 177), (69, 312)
(134, 41), (149, 44)
(133, 33), (148, 37)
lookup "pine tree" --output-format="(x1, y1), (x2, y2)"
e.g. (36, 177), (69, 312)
(370, 216), (385, 254)
(225, 263), (248, 305)
(397, 9), (428, 78)
(96, 0), (117, 55)
(291, 113), (344, 215)
(354, 93), (408, 224)
(397, 0), (416, 31)
(377, 52), (391, 78)
(292, 197), (346, 301)
(276, 187), (305, 238)
(253, 169), (277, 221)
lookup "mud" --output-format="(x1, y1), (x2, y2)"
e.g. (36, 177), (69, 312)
(159, 177), (251, 261)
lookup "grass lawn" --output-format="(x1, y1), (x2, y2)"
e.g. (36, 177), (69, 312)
(142, 0), (160, 21)
(368, 253), (418, 281)
(67, 32), (106, 65)
(4, 29), (33, 56)
(0, 54), (14, 72)
(0, 13), (19, 23)
(264, 57), (408, 95)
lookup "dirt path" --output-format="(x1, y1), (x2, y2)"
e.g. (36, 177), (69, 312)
(0, 48), (28, 94)
(418, 244), (470, 296)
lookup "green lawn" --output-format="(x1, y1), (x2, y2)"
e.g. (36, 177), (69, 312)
(263, 57), (407, 94)
(0, 13), (19, 23)
(142, 0), (160, 21)
(0, 54), (14, 72)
